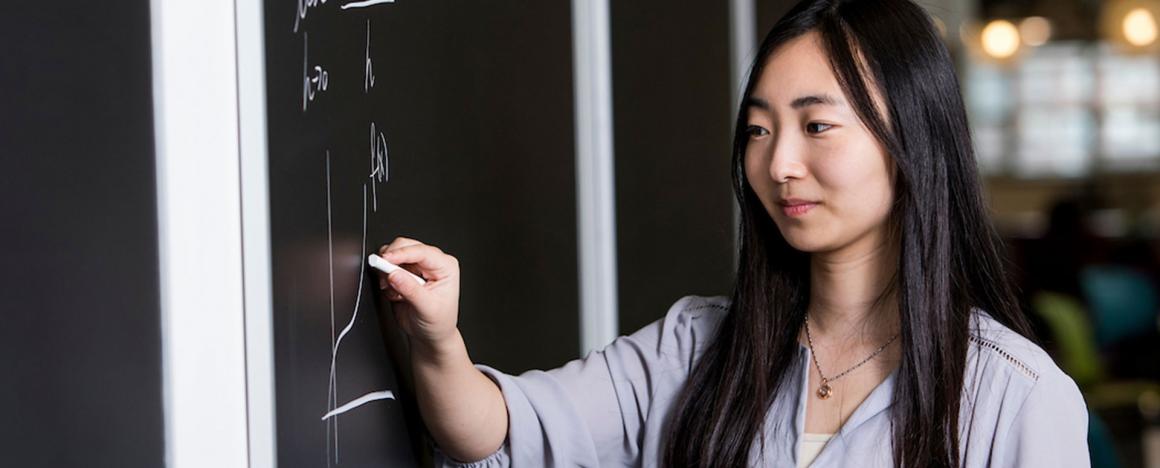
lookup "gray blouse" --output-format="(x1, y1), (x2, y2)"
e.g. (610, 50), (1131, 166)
(434, 295), (1090, 467)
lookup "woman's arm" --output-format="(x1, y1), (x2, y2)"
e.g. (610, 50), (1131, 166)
(410, 330), (508, 463)
(376, 237), (507, 463)
(379, 237), (727, 466)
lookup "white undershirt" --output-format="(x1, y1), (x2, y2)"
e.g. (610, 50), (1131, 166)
(797, 432), (834, 467)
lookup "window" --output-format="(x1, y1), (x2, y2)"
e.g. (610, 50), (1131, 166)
(965, 41), (1160, 177)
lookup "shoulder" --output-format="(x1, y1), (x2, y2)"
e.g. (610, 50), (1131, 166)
(967, 308), (1063, 385)
(661, 294), (731, 347)
(966, 309), (1090, 463)
(621, 294), (731, 367)
(965, 309), (1087, 429)
(662, 294), (731, 330)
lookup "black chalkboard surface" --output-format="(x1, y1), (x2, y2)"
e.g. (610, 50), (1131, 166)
(262, 1), (578, 466)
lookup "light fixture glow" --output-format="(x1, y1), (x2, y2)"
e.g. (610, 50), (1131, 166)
(1123, 7), (1159, 46)
(981, 20), (1020, 59)
(1019, 16), (1052, 46)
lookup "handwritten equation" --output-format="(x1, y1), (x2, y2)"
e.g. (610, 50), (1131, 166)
(364, 21), (376, 92)
(293, 1), (403, 466)
(302, 33), (329, 111)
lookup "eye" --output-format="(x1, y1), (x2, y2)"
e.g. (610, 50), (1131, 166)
(746, 125), (770, 138)
(805, 122), (833, 135)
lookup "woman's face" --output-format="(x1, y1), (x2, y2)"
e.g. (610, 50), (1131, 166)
(743, 31), (896, 257)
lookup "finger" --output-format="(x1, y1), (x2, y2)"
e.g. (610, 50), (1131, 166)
(375, 238), (425, 280)
(378, 274), (404, 300)
(380, 244), (455, 280)
(378, 237), (422, 255)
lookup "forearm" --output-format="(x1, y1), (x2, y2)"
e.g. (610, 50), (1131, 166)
(411, 329), (509, 463)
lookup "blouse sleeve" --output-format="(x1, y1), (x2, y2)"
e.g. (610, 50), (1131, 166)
(992, 365), (1091, 467)
(432, 295), (727, 467)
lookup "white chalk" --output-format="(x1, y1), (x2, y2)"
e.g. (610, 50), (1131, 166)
(368, 253), (427, 285)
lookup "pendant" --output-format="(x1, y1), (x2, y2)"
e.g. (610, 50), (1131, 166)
(817, 379), (832, 400)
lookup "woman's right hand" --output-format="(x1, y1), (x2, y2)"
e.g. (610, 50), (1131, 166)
(376, 237), (461, 349)
(378, 238), (506, 462)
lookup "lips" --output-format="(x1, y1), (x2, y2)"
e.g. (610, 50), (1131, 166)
(778, 198), (818, 217)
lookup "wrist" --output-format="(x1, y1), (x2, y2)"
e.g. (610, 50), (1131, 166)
(410, 328), (468, 368)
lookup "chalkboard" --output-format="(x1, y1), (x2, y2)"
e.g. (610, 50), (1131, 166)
(0, 2), (164, 467)
(262, 1), (579, 466)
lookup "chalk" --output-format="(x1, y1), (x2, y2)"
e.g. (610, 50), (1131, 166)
(368, 253), (427, 285)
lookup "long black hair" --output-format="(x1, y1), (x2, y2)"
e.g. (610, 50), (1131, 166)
(661, 0), (1033, 466)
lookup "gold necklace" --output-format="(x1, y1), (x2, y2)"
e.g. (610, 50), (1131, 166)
(803, 314), (899, 400)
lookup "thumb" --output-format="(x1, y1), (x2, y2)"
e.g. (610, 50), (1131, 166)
(388, 269), (425, 301)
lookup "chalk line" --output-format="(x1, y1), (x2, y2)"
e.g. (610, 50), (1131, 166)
(342, 0), (395, 9)
(322, 390), (397, 421)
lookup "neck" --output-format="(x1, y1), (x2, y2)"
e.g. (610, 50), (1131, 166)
(806, 237), (900, 348)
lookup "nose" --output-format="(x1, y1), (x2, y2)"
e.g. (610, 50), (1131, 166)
(768, 135), (807, 184)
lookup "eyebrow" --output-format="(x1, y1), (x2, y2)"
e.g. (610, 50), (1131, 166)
(746, 93), (842, 111)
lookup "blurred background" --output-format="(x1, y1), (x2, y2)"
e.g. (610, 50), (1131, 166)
(944, 0), (1160, 465)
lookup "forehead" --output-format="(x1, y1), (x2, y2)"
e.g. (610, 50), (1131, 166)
(752, 31), (843, 105)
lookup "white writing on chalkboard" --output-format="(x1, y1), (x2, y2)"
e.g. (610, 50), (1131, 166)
(321, 390), (396, 421)
(369, 123), (389, 212)
(328, 179), (372, 464)
(303, 33), (329, 112)
(323, 157), (398, 464)
(300, 6), (400, 464)
(324, 152), (338, 462)
(341, 0), (396, 9)
(294, 0), (328, 33)
(364, 21), (375, 92)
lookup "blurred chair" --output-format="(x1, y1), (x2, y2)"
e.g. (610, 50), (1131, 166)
(1089, 410), (1123, 468)
(1031, 291), (1160, 467)
(1033, 292), (1104, 387)
(1030, 290), (1160, 408)
(1080, 265), (1159, 347)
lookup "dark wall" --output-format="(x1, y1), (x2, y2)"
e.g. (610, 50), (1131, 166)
(611, 1), (738, 335)
(0, 2), (164, 468)
(757, 0), (797, 44)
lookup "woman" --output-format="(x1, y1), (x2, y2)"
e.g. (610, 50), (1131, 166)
(376, 0), (1090, 465)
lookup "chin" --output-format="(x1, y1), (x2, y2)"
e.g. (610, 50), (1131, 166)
(775, 225), (829, 253)
(783, 237), (828, 253)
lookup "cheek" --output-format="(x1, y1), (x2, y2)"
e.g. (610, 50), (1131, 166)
(815, 144), (894, 219)
(743, 148), (775, 207)
(743, 145), (763, 183)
